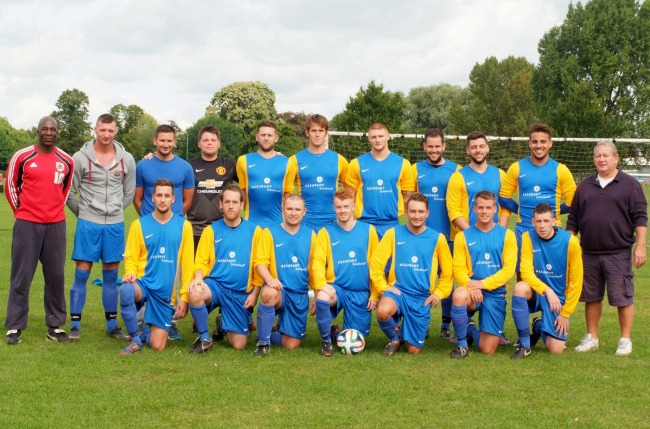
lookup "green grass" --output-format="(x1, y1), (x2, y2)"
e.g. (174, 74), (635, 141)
(0, 198), (648, 428)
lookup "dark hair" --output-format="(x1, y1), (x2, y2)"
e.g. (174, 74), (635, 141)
(198, 125), (221, 141)
(305, 114), (329, 131)
(96, 113), (116, 125)
(257, 120), (277, 132)
(474, 190), (496, 205)
(155, 124), (176, 138)
(533, 202), (553, 216)
(422, 128), (444, 144)
(153, 178), (174, 193)
(406, 192), (429, 210)
(221, 184), (244, 202)
(466, 131), (487, 146)
(528, 123), (552, 139)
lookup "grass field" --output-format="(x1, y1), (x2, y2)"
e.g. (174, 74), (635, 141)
(0, 196), (648, 428)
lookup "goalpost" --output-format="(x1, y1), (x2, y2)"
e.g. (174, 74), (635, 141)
(328, 132), (650, 182)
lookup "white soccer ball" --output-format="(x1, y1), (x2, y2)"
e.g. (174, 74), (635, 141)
(336, 329), (365, 355)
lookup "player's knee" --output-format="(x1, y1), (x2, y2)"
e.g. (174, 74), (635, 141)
(120, 283), (135, 305)
(283, 339), (301, 350)
(376, 305), (392, 321)
(260, 287), (279, 305)
(452, 287), (469, 305)
(547, 340), (566, 355)
(513, 281), (531, 297)
(187, 288), (203, 306)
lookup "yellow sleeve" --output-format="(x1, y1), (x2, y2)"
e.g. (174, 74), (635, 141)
(236, 156), (249, 219)
(520, 231), (549, 295)
(498, 169), (512, 218)
(561, 235), (583, 318)
(558, 163), (577, 218)
(308, 230), (317, 290)
(482, 229), (517, 291)
(178, 221), (195, 303)
(447, 171), (467, 226)
(124, 220), (145, 278)
(452, 232), (471, 287)
(432, 234), (453, 298)
(399, 159), (415, 192)
(337, 155), (350, 189)
(499, 162), (519, 199)
(254, 228), (276, 278)
(250, 226), (264, 288)
(367, 225), (380, 301)
(311, 228), (333, 291)
(193, 225), (216, 278)
(370, 228), (396, 296)
(284, 156), (297, 194)
(345, 159), (363, 219)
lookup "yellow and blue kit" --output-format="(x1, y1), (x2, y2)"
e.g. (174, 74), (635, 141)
(236, 153), (294, 228)
(346, 152), (415, 236)
(412, 159), (460, 242)
(287, 149), (349, 230)
(446, 165), (510, 239)
(312, 221), (379, 336)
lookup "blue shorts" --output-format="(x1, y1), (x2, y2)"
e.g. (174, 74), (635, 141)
(473, 291), (506, 337)
(330, 285), (371, 337)
(277, 288), (309, 340)
(515, 224), (534, 273)
(137, 282), (174, 332)
(528, 294), (569, 341)
(205, 279), (253, 335)
(383, 290), (430, 349)
(72, 219), (125, 263)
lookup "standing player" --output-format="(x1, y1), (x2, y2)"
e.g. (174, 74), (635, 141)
(510, 203), (583, 358)
(499, 123), (576, 278)
(371, 193), (453, 356)
(5, 116), (74, 344)
(449, 191), (517, 359)
(236, 120), (294, 228)
(133, 124), (194, 217)
(252, 195), (316, 356)
(118, 179), (194, 355)
(186, 185), (263, 353)
(187, 125), (237, 252)
(286, 114), (349, 231)
(567, 140), (647, 356)
(311, 189), (379, 356)
(412, 128), (460, 341)
(134, 124), (194, 340)
(345, 123), (415, 239)
(65, 113), (136, 341)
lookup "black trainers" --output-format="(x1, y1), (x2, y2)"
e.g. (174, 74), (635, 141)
(511, 345), (532, 359)
(253, 343), (270, 357)
(212, 313), (225, 341)
(68, 327), (81, 341)
(466, 320), (476, 348)
(106, 327), (129, 341)
(530, 317), (542, 348)
(46, 328), (70, 342)
(383, 340), (401, 356)
(189, 337), (214, 354)
(441, 327), (451, 341)
(321, 341), (333, 357)
(6, 329), (21, 345)
(450, 346), (469, 359)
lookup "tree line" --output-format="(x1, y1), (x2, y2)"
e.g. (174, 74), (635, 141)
(1, 0), (648, 170)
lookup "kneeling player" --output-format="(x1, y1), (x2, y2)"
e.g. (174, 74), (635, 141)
(119, 179), (194, 355)
(253, 195), (316, 356)
(311, 189), (379, 356)
(510, 203), (583, 358)
(450, 191), (516, 358)
(187, 185), (263, 353)
(371, 193), (453, 356)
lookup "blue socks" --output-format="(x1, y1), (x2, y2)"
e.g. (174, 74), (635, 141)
(257, 303), (275, 345)
(316, 299), (332, 342)
(441, 296), (452, 329)
(120, 283), (138, 338)
(102, 269), (119, 331)
(378, 315), (399, 342)
(70, 268), (90, 329)
(467, 322), (480, 347)
(190, 304), (211, 341)
(512, 296), (531, 348)
(270, 331), (283, 345)
(451, 304), (469, 348)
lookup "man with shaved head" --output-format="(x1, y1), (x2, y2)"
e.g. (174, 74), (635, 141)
(5, 116), (75, 345)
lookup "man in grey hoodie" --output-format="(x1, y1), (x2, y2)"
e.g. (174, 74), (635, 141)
(66, 113), (136, 341)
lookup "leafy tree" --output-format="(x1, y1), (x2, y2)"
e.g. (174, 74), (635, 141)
(207, 81), (277, 134)
(274, 122), (304, 157)
(331, 80), (406, 132)
(110, 103), (145, 155)
(0, 117), (35, 170)
(403, 84), (471, 133)
(449, 56), (536, 136)
(184, 115), (246, 161)
(126, 112), (159, 160)
(51, 88), (92, 154)
(277, 111), (310, 146)
(533, 0), (650, 137)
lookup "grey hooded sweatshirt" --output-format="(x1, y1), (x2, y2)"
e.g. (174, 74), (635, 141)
(66, 140), (136, 224)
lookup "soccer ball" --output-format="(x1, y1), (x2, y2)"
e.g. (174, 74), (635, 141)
(336, 329), (365, 355)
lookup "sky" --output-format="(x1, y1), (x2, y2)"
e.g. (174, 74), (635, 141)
(0, 0), (575, 131)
